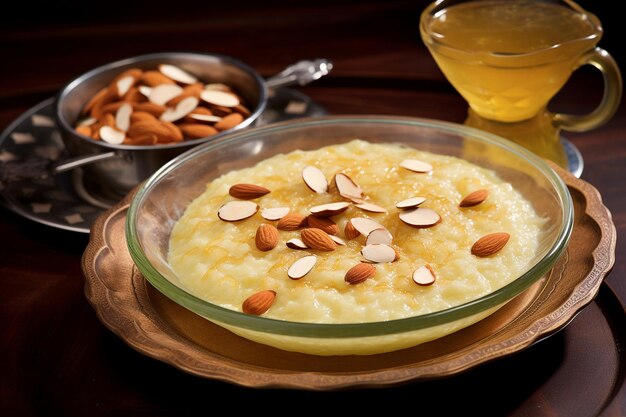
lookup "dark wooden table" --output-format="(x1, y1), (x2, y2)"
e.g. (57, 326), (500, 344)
(2, 1), (625, 415)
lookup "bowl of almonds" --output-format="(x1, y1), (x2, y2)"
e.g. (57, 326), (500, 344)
(55, 51), (267, 197)
(126, 115), (573, 356)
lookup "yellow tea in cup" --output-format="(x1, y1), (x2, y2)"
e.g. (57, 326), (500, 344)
(420, 0), (622, 168)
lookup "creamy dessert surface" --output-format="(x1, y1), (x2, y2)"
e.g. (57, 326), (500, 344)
(168, 139), (545, 323)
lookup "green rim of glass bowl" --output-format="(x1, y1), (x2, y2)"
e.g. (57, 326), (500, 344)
(126, 116), (574, 339)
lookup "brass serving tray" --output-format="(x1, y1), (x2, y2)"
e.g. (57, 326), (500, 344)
(82, 164), (616, 390)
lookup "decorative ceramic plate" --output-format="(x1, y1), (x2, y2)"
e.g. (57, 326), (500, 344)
(81, 163), (615, 390)
(0, 89), (326, 233)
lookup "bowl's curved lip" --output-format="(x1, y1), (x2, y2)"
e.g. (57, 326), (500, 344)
(126, 115), (574, 338)
(54, 51), (268, 151)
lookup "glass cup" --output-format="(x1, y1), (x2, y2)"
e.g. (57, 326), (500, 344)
(420, 0), (622, 168)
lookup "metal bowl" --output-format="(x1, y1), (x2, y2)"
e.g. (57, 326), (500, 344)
(55, 51), (268, 197)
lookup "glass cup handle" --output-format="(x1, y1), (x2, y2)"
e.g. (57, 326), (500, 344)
(553, 47), (623, 132)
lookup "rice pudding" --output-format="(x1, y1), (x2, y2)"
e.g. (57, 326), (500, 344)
(168, 139), (544, 324)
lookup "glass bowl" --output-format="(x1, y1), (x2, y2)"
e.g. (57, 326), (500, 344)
(125, 116), (574, 356)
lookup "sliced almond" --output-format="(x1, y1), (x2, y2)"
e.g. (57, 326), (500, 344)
(471, 232), (510, 257)
(138, 85), (153, 97)
(114, 103), (133, 132)
(188, 113), (222, 123)
(309, 201), (350, 218)
(277, 213), (307, 231)
(345, 263), (376, 285)
(261, 207), (290, 221)
(306, 216), (339, 235)
(160, 96), (199, 122)
(344, 220), (361, 239)
(334, 173), (363, 200)
(350, 217), (385, 236)
(302, 166), (328, 193)
(329, 235), (346, 246)
(77, 117), (97, 127)
(400, 159), (433, 173)
(99, 126), (125, 144)
(205, 83), (232, 91)
(229, 183), (270, 200)
(355, 202), (386, 213)
(116, 75), (135, 97)
(413, 265), (436, 286)
(149, 84), (184, 106)
(396, 196), (426, 209)
(242, 290), (276, 315)
(460, 189), (489, 207)
(286, 238), (308, 250)
(200, 89), (240, 107)
(300, 228), (336, 251)
(158, 64), (198, 84)
(361, 244), (396, 263)
(399, 207), (441, 228)
(255, 224), (280, 251)
(287, 255), (317, 279)
(217, 201), (258, 222)
(365, 228), (393, 246)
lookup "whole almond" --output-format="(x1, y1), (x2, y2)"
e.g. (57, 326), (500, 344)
(130, 111), (157, 124)
(122, 87), (146, 103)
(344, 220), (360, 239)
(140, 70), (176, 86)
(133, 102), (166, 117)
(460, 189), (489, 207)
(99, 112), (116, 128)
(229, 183), (271, 200)
(306, 216), (339, 235)
(166, 93), (197, 107)
(160, 121), (183, 141)
(277, 213), (307, 231)
(75, 125), (92, 137)
(255, 224), (280, 251)
(234, 103), (252, 117)
(471, 232), (510, 257)
(99, 100), (129, 116)
(84, 87), (115, 117)
(215, 112), (244, 131)
(182, 82), (204, 97)
(190, 106), (213, 116)
(127, 120), (175, 143)
(125, 133), (158, 146)
(345, 263), (376, 285)
(242, 290), (276, 315)
(300, 228), (336, 251)
(179, 123), (218, 139)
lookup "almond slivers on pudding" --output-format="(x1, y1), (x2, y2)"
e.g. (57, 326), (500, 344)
(168, 140), (544, 323)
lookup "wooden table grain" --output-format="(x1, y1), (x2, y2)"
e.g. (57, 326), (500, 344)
(1, 1), (625, 415)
